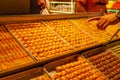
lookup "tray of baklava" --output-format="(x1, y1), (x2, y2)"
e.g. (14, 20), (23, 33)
(0, 25), (35, 77)
(43, 54), (108, 80)
(81, 47), (120, 80)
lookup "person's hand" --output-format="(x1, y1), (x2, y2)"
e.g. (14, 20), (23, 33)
(88, 14), (120, 30)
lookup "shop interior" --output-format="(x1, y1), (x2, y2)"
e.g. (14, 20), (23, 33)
(0, 0), (119, 15)
(0, 0), (120, 80)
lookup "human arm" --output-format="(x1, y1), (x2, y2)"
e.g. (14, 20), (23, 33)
(88, 13), (120, 30)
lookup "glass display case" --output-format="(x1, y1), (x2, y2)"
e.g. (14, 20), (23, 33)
(46, 0), (76, 14)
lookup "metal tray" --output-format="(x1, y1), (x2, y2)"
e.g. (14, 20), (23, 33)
(1, 67), (52, 80)
(82, 47), (120, 80)
(44, 54), (108, 80)
(0, 25), (37, 77)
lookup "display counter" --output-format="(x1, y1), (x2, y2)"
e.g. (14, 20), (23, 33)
(0, 12), (120, 78)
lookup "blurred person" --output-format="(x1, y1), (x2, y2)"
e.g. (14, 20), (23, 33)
(76, 0), (108, 13)
(112, 0), (120, 10)
(88, 11), (120, 30)
(30, 0), (45, 14)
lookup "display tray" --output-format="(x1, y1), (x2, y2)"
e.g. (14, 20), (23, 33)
(1, 67), (52, 80)
(44, 54), (108, 80)
(82, 47), (120, 80)
(0, 25), (36, 77)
